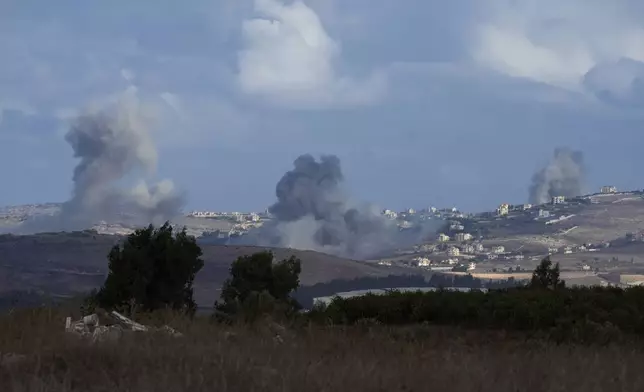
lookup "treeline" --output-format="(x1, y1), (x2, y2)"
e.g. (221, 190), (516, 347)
(19, 222), (644, 344)
(308, 286), (644, 343)
(294, 273), (523, 308)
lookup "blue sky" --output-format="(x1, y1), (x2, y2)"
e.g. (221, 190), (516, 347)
(2, 0), (644, 213)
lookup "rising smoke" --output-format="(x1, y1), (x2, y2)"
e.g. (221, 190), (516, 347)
(232, 154), (440, 259)
(529, 147), (585, 205)
(15, 88), (184, 233)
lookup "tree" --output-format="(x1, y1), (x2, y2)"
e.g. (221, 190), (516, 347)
(529, 256), (565, 289)
(214, 251), (302, 320)
(94, 222), (204, 315)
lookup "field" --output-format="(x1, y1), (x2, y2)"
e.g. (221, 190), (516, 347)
(1, 308), (644, 392)
(0, 233), (413, 306)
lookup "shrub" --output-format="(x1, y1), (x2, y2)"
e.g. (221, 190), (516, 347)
(214, 251), (302, 322)
(93, 222), (204, 315)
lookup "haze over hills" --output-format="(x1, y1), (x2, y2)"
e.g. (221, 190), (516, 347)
(3, 186), (644, 306)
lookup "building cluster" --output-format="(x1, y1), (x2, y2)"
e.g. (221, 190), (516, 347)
(548, 242), (610, 255)
(188, 211), (262, 223)
(383, 206), (467, 222)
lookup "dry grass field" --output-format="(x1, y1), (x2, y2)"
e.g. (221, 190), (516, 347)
(1, 308), (644, 392)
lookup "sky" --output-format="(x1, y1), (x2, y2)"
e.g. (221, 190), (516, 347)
(1, 0), (644, 213)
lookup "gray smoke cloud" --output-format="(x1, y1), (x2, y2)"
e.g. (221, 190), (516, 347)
(15, 88), (184, 233)
(529, 147), (585, 205)
(233, 154), (440, 259)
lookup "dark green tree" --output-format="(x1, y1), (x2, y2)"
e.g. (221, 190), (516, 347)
(94, 222), (204, 314)
(529, 256), (565, 289)
(214, 251), (302, 319)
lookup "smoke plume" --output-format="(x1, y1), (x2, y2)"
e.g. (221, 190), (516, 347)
(233, 154), (439, 259)
(16, 88), (184, 233)
(529, 147), (585, 205)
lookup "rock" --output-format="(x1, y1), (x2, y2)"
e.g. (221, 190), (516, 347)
(64, 311), (183, 342)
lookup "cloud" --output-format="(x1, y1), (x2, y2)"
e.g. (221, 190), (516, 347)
(236, 0), (386, 109)
(583, 58), (644, 106)
(470, 0), (644, 93)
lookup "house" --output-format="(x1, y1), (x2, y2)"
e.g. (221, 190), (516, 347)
(447, 247), (460, 257)
(563, 246), (573, 254)
(600, 186), (617, 194)
(438, 233), (450, 242)
(454, 232), (474, 242)
(538, 209), (551, 218)
(473, 243), (485, 252)
(523, 204), (533, 210)
(461, 244), (475, 254)
(418, 244), (437, 252)
(551, 196), (565, 205)
(412, 257), (431, 267)
(382, 209), (397, 219)
(497, 203), (509, 216)
(491, 246), (505, 254)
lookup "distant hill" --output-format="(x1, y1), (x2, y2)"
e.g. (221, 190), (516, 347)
(0, 232), (417, 307)
(472, 192), (644, 252)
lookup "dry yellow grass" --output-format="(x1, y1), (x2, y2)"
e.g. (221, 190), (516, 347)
(1, 307), (644, 391)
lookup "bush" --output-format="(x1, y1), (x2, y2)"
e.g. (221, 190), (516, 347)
(308, 285), (644, 342)
(93, 222), (204, 315)
(529, 256), (565, 289)
(214, 251), (302, 322)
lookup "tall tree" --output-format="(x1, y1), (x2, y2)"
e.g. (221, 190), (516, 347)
(530, 256), (565, 290)
(215, 251), (302, 318)
(95, 222), (204, 314)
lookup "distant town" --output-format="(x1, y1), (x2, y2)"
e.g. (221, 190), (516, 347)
(3, 185), (644, 283)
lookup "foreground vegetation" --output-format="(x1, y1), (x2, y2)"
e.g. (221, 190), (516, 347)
(4, 223), (644, 390)
(2, 307), (644, 391)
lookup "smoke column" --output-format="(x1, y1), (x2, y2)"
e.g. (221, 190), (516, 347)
(233, 154), (440, 259)
(529, 147), (585, 205)
(16, 88), (184, 233)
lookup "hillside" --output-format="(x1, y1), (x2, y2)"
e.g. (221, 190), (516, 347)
(0, 232), (414, 306)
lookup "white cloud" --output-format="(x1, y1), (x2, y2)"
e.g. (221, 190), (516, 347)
(236, 0), (386, 109)
(470, 0), (644, 91)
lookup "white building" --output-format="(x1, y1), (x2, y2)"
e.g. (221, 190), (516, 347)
(382, 209), (398, 219)
(438, 233), (450, 242)
(461, 244), (475, 254)
(412, 257), (432, 267)
(491, 246), (505, 254)
(552, 196), (565, 204)
(600, 186), (617, 194)
(497, 203), (509, 216)
(447, 247), (460, 257)
(454, 232), (473, 242)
